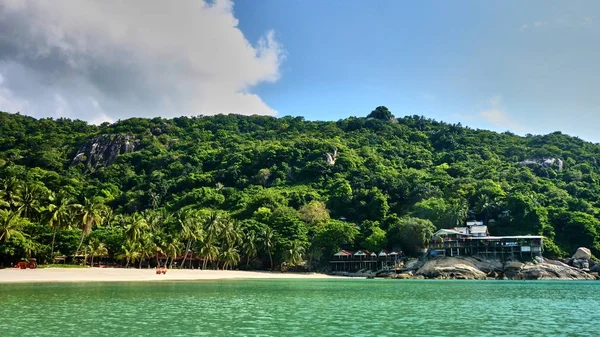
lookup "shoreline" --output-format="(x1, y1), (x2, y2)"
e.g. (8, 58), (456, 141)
(0, 267), (338, 284)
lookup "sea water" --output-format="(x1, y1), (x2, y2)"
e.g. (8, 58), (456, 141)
(0, 279), (598, 336)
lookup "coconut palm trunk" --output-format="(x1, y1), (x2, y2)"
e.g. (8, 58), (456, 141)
(50, 229), (57, 258)
(181, 240), (191, 268)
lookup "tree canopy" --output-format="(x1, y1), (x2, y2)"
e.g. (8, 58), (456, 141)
(1, 108), (600, 268)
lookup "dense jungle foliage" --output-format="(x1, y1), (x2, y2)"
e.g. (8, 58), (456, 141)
(1, 106), (600, 269)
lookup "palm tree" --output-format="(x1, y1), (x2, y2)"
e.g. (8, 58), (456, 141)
(283, 240), (305, 268)
(220, 219), (242, 248)
(16, 183), (43, 220)
(262, 227), (275, 270)
(119, 240), (141, 268)
(0, 177), (23, 211)
(138, 233), (157, 269)
(125, 213), (149, 243)
(164, 237), (182, 268)
(220, 245), (240, 270)
(204, 211), (223, 238)
(451, 199), (469, 227)
(179, 210), (204, 268)
(242, 231), (258, 269)
(475, 194), (499, 224)
(75, 197), (106, 255)
(87, 240), (108, 267)
(0, 194), (9, 209)
(47, 191), (80, 257)
(0, 209), (27, 243)
(199, 236), (220, 270)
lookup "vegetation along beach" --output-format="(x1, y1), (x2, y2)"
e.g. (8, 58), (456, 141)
(2, 0), (600, 335)
(1, 107), (600, 280)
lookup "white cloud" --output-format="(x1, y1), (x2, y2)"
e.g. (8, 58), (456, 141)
(0, 0), (284, 122)
(420, 92), (436, 102)
(520, 21), (547, 31)
(478, 96), (526, 132)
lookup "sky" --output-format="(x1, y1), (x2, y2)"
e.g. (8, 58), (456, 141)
(1, 1), (600, 142)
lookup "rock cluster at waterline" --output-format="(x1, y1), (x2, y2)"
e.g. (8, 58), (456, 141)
(390, 247), (599, 280)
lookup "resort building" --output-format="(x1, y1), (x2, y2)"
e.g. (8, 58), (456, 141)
(329, 249), (402, 272)
(429, 222), (543, 261)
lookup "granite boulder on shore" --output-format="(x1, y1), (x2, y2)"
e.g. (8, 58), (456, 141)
(405, 256), (596, 280)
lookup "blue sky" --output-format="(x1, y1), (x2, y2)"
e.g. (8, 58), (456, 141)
(234, 1), (600, 141)
(1, 1), (599, 142)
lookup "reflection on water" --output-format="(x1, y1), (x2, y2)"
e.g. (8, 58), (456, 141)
(1, 279), (599, 336)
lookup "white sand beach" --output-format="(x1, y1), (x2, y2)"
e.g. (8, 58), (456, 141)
(0, 268), (337, 283)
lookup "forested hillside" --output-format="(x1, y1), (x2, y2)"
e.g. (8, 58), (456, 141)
(1, 106), (600, 268)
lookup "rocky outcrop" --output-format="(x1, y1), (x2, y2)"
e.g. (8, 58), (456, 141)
(415, 257), (488, 280)
(402, 258), (426, 272)
(71, 134), (140, 169)
(565, 247), (596, 272)
(402, 255), (596, 280)
(572, 247), (592, 260)
(509, 260), (595, 280)
(519, 158), (563, 171)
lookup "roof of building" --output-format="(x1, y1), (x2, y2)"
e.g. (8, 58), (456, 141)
(453, 227), (469, 235)
(470, 225), (488, 234)
(334, 250), (353, 256)
(467, 235), (544, 240)
(354, 249), (371, 256)
(434, 229), (464, 236)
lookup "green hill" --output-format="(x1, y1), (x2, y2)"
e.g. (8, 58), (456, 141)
(1, 106), (599, 268)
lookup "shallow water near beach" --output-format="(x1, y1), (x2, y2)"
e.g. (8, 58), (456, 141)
(0, 279), (598, 336)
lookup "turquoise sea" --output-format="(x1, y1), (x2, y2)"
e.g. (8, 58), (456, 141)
(0, 279), (598, 336)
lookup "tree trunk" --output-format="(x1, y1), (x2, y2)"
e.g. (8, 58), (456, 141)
(138, 256), (143, 269)
(125, 258), (130, 268)
(269, 252), (273, 270)
(181, 240), (191, 268)
(75, 231), (85, 256)
(91, 256), (94, 268)
(50, 230), (57, 258)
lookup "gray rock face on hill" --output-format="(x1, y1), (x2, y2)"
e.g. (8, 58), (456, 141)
(519, 157), (563, 171)
(71, 134), (140, 169)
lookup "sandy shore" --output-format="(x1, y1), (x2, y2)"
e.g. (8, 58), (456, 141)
(0, 268), (337, 283)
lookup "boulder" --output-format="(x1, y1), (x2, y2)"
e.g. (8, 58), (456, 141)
(415, 257), (487, 280)
(572, 259), (588, 269)
(511, 262), (596, 280)
(590, 263), (600, 273)
(394, 272), (412, 279)
(403, 258), (425, 272)
(503, 261), (524, 279)
(411, 256), (596, 281)
(572, 247), (592, 260)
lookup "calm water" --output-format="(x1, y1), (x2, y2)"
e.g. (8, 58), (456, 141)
(0, 279), (598, 336)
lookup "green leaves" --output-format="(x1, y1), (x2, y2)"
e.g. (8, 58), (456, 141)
(3, 108), (600, 263)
